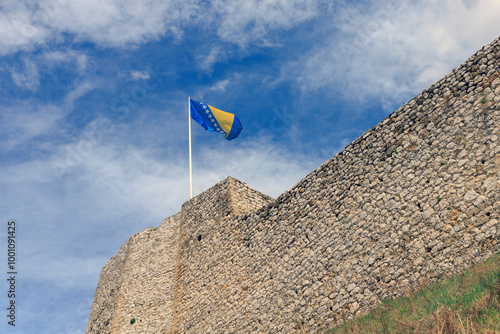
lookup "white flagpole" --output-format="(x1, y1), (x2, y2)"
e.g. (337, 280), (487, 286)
(188, 96), (193, 199)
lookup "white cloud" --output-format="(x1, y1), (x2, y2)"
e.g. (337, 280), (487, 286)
(130, 70), (150, 80)
(192, 73), (241, 99)
(209, 79), (231, 92)
(0, 0), (199, 53)
(0, 2), (53, 55)
(286, 0), (500, 110)
(191, 138), (320, 198)
(9, 49), (90, 92)
(53, 136), (307, 215)
(1, 0), (323, 55)
(52, 0), (201, 44)
(10, 57), (40, 90)
(198, 45), (226, 70)
(42, 49), (88, 73)
(0, 103), (65, 152)
(63, 80), (97, 109)
(210, 0), (322, 46)
(0, 78), (98, 154)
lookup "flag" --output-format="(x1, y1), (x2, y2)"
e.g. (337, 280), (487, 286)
(190, 99), (242, 140)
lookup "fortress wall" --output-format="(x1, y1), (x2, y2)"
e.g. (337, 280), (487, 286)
(88, 36), (500, 334)
(225, 177), (275, 215)
(86, 212), (181, 334)
(171, 177), (274, 333)
(86, 234), (131, 334)
(169, 37), (500, 333)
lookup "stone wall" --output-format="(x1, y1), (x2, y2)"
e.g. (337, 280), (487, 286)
(172, 176), (275, 332)
(87, 36), (500, 333)
(86, 212), (181, 334)
(87, 177), (274, 334)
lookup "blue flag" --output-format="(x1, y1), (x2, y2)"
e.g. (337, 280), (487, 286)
(190, 99), (242, 140)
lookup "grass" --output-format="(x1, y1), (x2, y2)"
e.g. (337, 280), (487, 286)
(327, 253), (500, 333)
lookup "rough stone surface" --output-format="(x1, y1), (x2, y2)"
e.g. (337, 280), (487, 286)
(87, 36), (500, 333)
(86, 213), (181, 334)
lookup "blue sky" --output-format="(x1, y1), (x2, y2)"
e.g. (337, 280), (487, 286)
(1, 0), (500, 333)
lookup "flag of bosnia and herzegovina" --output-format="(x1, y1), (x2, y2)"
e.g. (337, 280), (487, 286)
(190, 99), (242, 140)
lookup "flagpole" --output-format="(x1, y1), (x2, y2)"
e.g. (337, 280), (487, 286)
(188, 96), (193, 199)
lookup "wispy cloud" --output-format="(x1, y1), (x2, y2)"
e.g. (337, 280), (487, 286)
(130, 70), (150, 80)
(192, 140), (319, 198)
(0, 103), (65, 152)
(284, 0), (500, 110)
(0, 78), (98, 155)
(1, 0), (323, 58)
(208, 79), (231, 92)
(9, 48), (90, 92)
(210, 0), (323, 46)
(0, 2), (52, 55)
(197, 45), (226, 70)
(10, 57), (40, 90)
(63, 80), (98, 110)
(42, 49), (88, 74)
(0, 0), (200, 53)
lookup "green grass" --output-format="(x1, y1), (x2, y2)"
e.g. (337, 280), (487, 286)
(327, 253), (500, 333)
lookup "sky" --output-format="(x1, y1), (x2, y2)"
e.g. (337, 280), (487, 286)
(0, 0), (500, 333)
